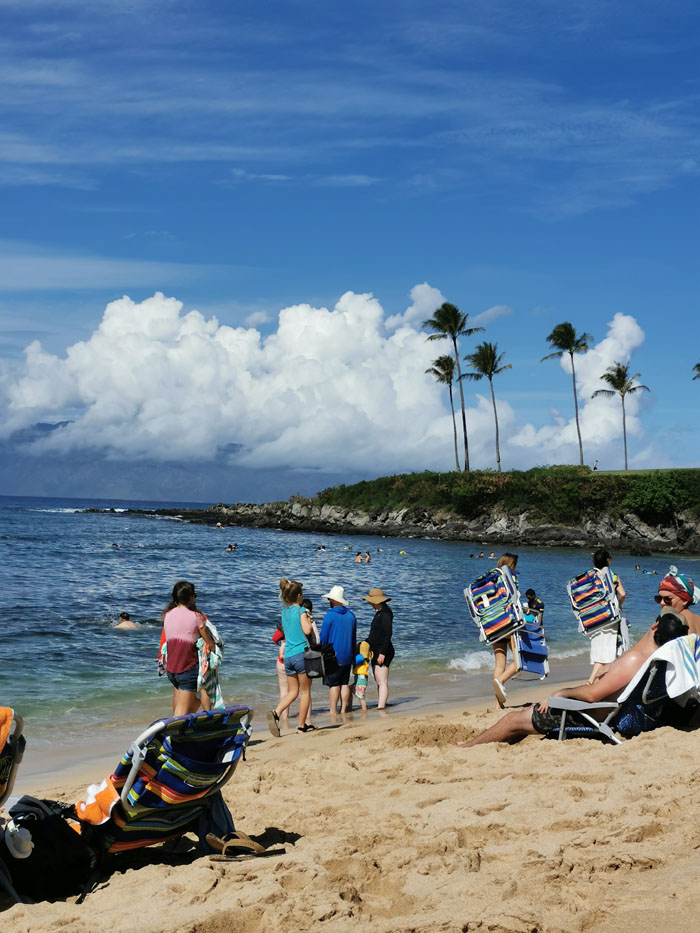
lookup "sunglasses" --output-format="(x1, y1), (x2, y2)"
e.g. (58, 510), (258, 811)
(654, 594), (675, 605)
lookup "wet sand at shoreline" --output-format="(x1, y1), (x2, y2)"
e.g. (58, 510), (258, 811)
(13, 658), (592, 793)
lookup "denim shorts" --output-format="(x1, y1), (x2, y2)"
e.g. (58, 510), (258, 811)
(167, 664), (198, 692)
(284, 651), (306, 676)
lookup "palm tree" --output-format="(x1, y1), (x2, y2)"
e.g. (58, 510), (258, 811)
(423, 303), (484, 471)
(541, 322), (594, 466)
(693, 363), (700, 380)
(426, 355), (461, 471)
(592, 362), (650, 470)
(462, 342), (511, 472)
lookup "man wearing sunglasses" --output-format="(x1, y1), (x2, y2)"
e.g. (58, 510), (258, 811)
(656, 570), (700, 635)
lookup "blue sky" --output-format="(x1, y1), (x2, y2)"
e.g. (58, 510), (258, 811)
(0, 1), (698, 501)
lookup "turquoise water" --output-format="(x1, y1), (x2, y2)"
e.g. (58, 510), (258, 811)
(1, 494), (694, 743)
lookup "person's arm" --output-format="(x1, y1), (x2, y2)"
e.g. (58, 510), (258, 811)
(615, 578), (626, 608)
(320, 612), (331, 645)
(199, 625), (215, 650)
(540, 651), (640, 711)
(299, 609), (311, 637)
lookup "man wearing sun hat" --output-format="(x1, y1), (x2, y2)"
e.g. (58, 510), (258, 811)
(320, 585), (357, 715)
(656, 568), (700, 635)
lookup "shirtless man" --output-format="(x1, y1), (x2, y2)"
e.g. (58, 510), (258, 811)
(114, 611), (140, 631)
(459, 611), (688, 747)
(656, 570), (700, 635)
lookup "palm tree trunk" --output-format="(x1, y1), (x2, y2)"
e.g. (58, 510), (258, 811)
(489, 377), (501, 472)
(448, 383), (460, 471)
(452, 335), (470, 471)
(621, 395), (628, 470)
(570, 352), (584, 466)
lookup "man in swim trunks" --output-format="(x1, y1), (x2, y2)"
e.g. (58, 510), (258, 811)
(459, 611), (688, 747)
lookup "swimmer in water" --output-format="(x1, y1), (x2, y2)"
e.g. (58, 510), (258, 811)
(115, 611), (140, 631)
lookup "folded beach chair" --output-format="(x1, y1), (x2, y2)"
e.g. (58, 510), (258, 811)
(75, 706), (253, 854)
(464, 565), (525, 645)
(545, 634), (700, 744)
(0, 708), (25, 811)
(567, 566), (621, 637)
(511, 611), (549, 681)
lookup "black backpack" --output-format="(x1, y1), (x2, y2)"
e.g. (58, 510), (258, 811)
(0, 796), (100, 901)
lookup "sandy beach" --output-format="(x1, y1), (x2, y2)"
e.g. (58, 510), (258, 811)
(4, 667), (700, 933)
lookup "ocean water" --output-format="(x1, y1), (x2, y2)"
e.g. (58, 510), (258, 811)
(1, 494), (694, 745)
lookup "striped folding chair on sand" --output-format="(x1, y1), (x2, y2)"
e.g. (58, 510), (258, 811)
(76, 706), (284, 866)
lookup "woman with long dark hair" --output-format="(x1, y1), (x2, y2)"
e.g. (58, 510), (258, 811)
(162, 580), (215, 716)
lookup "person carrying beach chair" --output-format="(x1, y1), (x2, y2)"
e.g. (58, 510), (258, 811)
(464, 553), (526, 707)
(568, 548), (627, 684)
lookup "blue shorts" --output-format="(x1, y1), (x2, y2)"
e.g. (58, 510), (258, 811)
(284, 652), (306, 676)
(167, 664), (198, 692)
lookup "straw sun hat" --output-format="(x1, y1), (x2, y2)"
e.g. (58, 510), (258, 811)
(362, 587), (391, 605)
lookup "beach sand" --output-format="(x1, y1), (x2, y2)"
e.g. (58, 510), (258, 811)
(4, 672), (700, 932)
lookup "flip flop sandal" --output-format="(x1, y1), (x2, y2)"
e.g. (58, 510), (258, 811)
(297, 724), (316, 733)
(206, 832), (285, 861)
(493, 679), (507, 707)
(267, 709), (281, 737)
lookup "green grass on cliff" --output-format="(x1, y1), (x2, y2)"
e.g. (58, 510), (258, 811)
(315, 466), (700, 526)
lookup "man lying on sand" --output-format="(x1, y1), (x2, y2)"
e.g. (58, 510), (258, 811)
(459, 610), (688, 747)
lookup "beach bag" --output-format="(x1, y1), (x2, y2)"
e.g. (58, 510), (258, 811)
(303, 648), (325, 678)
(320, 642), (338, 677)
(303, 643), (339, 679)
(1, 796), (99, 901)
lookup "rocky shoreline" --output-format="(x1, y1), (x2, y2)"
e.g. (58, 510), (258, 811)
(90, 499), (700, 555)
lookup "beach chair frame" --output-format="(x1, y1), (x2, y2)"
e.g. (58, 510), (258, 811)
(546, 660), (671, 744)
(566, 566), (621, 637)
(464, 565), (526, 645)
(118, 707), (252, 813)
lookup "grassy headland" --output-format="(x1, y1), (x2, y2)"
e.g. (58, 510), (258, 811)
(316, 466), (700, 528)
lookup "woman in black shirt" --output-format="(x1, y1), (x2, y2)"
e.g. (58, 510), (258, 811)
(363, 588), (394, 709)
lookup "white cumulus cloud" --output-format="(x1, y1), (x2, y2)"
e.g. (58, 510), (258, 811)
(509, 312), (648, 467)
(0, 294), (648, 475)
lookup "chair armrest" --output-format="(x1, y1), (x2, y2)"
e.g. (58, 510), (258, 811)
(547, 698), (618, 712)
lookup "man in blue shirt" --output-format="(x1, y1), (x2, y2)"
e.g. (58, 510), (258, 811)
(320, 585), (357, 715)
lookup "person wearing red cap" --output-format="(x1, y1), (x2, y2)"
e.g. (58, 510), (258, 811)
(656, 569), (700, 635)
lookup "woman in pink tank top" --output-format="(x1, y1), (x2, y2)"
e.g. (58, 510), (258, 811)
(162, 580), (215, 716)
